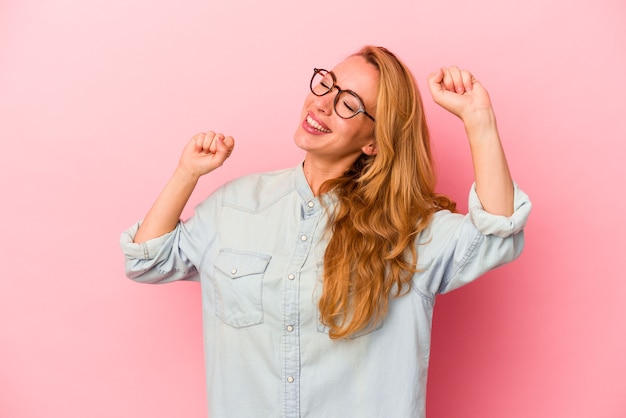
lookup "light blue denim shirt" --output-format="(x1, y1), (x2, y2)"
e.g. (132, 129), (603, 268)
(120, 164), (531, 418)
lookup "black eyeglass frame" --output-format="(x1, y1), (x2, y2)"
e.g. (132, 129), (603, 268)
(309, 68), (376, 122)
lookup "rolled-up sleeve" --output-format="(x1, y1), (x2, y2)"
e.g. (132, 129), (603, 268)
(120, 187), (223, 284)
(121, 222), (176, 260)
(415, 182), (531, 296)
(120, 221), (200, 284)
(468, 182), (531, 238)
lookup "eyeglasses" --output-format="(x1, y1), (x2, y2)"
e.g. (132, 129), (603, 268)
(309, 68), (376, 122)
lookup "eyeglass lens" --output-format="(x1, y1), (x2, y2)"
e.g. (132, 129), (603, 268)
(310, 70), (365, 119)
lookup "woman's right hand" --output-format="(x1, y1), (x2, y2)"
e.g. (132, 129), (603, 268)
(133, 131), (235, 243)
(178, 131), (235, 179)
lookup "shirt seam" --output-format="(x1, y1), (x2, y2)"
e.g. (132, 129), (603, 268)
(222, 186), (295, 214)
(445, 231), (484, 290)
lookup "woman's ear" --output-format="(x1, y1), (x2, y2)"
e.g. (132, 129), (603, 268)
(362, 141), (378, 156)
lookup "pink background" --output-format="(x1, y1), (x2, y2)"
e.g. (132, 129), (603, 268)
(1, 0), (624, 417)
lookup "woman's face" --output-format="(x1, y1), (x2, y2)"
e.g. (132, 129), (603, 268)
(294, 55), (378, 168)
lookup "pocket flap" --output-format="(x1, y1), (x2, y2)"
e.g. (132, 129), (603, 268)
(214, 249), (271, 279)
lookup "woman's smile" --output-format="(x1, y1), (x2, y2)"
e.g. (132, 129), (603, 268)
(303, 112), (332, 134)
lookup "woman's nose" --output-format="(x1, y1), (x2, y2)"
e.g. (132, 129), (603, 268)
(313, 91), (335, 116)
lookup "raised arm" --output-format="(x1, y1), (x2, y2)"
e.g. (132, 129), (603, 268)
(427, 67), (513, 216)
(133, 131), (235, 243)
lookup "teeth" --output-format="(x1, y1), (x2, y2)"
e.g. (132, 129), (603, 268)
(307, 115), (331, 133)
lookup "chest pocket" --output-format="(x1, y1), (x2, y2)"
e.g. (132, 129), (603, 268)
(212, 249), (271, 328)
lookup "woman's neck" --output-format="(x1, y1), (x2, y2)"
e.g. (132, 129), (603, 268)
(302, 158), (353, 196)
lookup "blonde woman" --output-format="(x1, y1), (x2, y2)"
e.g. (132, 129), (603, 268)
(121, 46), (531, 417)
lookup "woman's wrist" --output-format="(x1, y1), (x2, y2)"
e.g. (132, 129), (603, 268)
(173, 165), (202, 185)
(463, 108), (497, 134)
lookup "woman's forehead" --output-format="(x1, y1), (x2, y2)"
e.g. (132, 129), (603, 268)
(331, 56), (378, 82)
(331, 56), (379, 103)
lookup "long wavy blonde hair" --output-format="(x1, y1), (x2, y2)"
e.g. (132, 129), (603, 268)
(318, 46), (456, 339)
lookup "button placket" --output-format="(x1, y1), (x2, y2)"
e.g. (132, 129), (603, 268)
(281, 197), (321, 417)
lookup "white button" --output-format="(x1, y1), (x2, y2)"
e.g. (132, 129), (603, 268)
(307, 201), (315, 208)
(286, 325), (294, 332)
(231, 268), (237, 275)
(300, 235), (307, 241)
(288, 274), (295, 280)
(287, 376), (294, 383)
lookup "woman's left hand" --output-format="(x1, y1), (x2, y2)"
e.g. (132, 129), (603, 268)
(427, 67), (494, 125)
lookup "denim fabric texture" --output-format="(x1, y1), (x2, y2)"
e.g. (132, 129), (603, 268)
(120, 164), (531, 418)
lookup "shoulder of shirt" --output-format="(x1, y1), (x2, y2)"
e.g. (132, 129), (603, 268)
(218, 166), (299, 213)
(418, 209), (468, 247)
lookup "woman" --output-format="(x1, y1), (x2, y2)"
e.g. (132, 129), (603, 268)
(121, 46), (531, 417)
